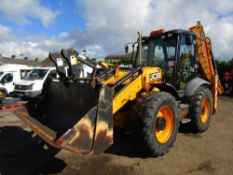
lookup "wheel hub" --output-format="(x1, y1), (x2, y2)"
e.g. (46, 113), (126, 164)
(156, 117), (166, 131)
(201, 106), (205, 115)
(200, 98), (210, 124)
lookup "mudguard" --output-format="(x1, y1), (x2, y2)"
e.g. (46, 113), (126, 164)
(184, 77), (210, 98)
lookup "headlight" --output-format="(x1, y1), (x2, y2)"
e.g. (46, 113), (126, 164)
(28, 83), (34, 90)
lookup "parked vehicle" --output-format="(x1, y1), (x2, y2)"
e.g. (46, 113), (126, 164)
(14, 67), (56, 98)
(14, 57), (100, 98)
(222, 59), (233, 94)
(0, 64), (32, 98)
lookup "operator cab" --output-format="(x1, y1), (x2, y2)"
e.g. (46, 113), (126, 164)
(138, 30), (198, 90)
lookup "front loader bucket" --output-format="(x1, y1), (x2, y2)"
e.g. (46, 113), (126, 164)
(13, 79), (113, 154)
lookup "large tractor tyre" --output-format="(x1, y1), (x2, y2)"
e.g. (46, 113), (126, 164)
(189, 87), (213, 132)
(134, 92), (179, 157)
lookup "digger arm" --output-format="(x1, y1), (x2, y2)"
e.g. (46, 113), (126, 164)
(189, 21), (223, 111)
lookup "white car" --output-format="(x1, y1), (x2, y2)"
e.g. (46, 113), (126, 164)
(14, 63), (99, 98)
(0, 64), (32, 98)
(14, 67), (56, 98)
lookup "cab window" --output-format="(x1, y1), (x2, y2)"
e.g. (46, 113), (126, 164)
(178, 34), (196, 89)
(141, 40), (149, 65)
(152, 44), (165, 67)
(1, 73), (13, 83)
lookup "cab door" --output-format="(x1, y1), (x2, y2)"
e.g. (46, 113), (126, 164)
(177, 34), (197, 90)
(162, 34), (179, 87)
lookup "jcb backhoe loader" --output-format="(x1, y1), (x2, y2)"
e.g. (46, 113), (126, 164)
(14, 21), (223, 156)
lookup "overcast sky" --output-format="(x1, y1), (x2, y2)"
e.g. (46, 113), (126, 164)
(0, 0), (232, 60)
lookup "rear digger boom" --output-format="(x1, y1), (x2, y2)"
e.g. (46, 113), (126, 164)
(14, 22), (222, 157)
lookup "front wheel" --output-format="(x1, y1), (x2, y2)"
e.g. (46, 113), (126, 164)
(135, 92), (179, 157)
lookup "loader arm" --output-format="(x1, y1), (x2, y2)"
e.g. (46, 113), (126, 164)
(112, 70), (143, 114)
(110, 67), (163, 114)
(189, 22), (223, 111)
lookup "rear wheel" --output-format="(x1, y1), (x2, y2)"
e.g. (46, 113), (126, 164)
(189, 87), (213, 132)
(135, 92), (179, 157)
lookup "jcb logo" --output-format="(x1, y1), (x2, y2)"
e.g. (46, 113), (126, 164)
(149, 72), (161, 81)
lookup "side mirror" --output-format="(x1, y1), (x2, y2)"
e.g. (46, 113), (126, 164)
(0, 79), (6, 84)
(124, 45), (129, 54)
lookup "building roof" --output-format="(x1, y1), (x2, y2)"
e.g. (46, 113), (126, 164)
(41, 57), (54, 67)
(0, 56), (42, 66)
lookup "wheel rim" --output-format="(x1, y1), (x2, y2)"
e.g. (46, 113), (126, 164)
(154, 106), (174, 144)
(0, 91), (5, 98)
(200, 98), (210, 124)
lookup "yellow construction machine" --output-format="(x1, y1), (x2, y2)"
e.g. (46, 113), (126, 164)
(14, 21), (223, 156)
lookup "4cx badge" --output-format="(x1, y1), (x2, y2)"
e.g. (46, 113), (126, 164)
(149, 72), (161, 81)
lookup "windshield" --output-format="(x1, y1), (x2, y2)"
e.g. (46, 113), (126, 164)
(140, 34), (177, 67)
(25, 69), (48, 80)
(20, 69), (32, 79)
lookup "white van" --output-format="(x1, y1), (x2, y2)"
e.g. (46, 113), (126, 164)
(0, 64), (32, 98)
(14, 67), (56, 98)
